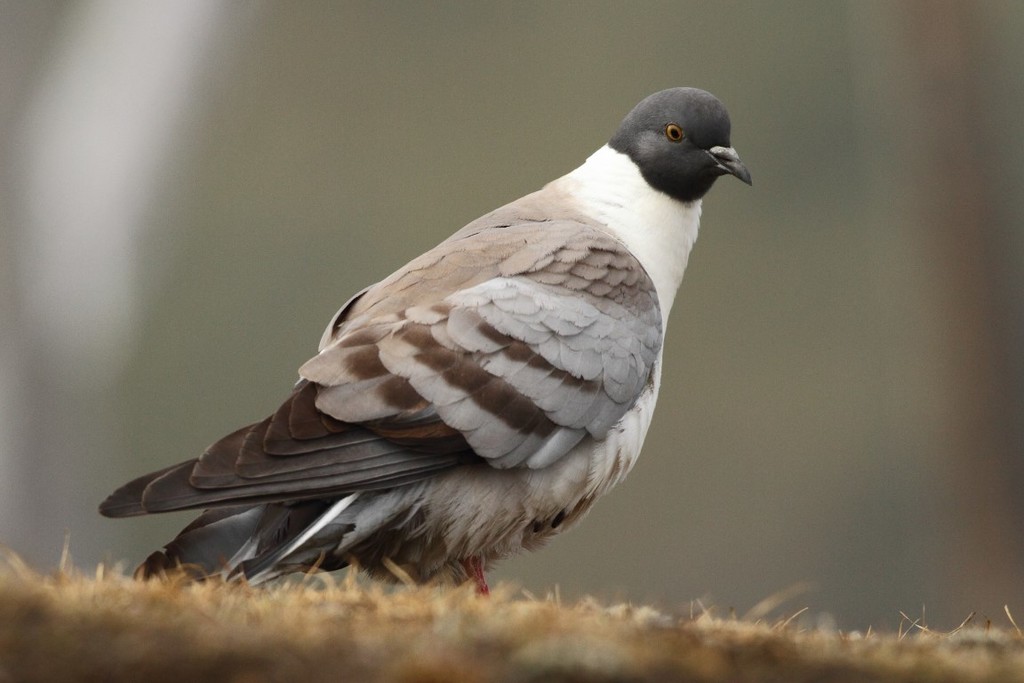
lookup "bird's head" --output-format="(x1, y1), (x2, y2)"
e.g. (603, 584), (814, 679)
(609, 87), (752, 203)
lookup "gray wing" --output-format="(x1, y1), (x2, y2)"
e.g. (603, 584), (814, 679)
(100, 195), (662, 516)
(303, 216), (663, 470)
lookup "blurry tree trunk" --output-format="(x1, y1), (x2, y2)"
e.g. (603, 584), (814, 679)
(0, 1), (67, 568)
(1, 1), (237, 568)
(898, 1), (1024, 604)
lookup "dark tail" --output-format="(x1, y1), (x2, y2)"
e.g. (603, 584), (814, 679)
(133, 505), (265, 578)
(132, 501), (346, 581)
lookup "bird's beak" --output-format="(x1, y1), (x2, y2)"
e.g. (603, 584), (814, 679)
(708, 146), (752, 185)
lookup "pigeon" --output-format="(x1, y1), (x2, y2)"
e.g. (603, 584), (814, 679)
(100, 87), (751, 593)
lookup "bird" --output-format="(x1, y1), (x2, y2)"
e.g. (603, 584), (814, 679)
(100, 87), (751, 593)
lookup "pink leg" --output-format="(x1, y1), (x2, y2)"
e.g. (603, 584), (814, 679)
(461, 556), (490, 595)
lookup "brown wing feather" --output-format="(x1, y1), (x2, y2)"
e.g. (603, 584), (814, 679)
(99, 379), (479, 516)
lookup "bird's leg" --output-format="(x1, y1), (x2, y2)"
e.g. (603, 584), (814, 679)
(461, 556), (489, 595)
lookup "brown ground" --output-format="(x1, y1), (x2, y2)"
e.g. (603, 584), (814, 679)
(1, 552), (1022, 683)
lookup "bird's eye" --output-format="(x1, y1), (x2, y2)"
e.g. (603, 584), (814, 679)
(664, 123), (684, 142)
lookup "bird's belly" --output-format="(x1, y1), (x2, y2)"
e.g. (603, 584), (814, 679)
(418, 370), (661, 566)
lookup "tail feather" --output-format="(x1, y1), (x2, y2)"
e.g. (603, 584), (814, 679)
(239, 494), (361, 583)
(135, 498), (366, 583)
(241, 487), (424, 583)
(135, 505), (264, 578)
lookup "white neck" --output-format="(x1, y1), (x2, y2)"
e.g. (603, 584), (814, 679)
(552, 145), (702, 318)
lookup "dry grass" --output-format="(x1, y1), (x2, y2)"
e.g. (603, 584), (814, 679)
(1, 551), (1023, 683)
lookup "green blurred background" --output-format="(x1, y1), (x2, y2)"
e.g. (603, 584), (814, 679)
(2, 1), (1023, 630)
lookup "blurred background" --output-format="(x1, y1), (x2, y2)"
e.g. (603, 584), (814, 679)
(2, 1), (1023, 631)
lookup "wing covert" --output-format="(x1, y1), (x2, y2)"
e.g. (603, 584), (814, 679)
(302, 217), (662, 470)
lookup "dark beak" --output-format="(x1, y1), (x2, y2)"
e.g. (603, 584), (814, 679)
(708, 145), (752, 185)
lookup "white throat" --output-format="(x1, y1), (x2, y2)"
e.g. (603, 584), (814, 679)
(552, 145), (702, 318)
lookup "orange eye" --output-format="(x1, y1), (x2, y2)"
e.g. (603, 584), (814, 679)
(664, 123), (684, 142)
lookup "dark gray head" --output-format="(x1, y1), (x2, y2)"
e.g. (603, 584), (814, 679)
(609, 87), (751, 203)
